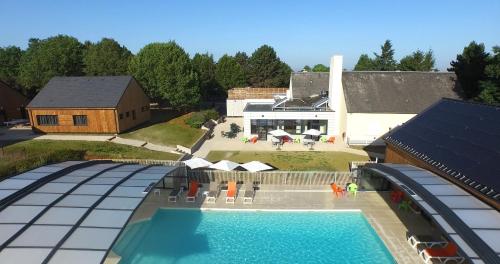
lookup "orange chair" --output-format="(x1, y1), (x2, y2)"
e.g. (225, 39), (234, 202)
(330, 183), (344, 198)
(250, 136), (258, 143)
(419, 242), (464, 264)
(327, 136), (335, 143)
(225, 181), (237, 204)
(185, 181), (199, 202)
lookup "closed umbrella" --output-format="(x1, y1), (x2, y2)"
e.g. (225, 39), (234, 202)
(183, 157), (213, 169)
(209, 160), (241, 171)
(240, 161), (273, 172)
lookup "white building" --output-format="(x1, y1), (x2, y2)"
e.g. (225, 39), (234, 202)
(230, 56), (461, 144)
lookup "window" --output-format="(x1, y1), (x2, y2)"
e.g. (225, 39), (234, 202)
(36, 115), (58, 126)
(141, 105), (149, 112)
(126, 112), (130, 118)
(132, 110), (136, 120)
(119, 113), (123, 120)
(73, 115), (88, 126)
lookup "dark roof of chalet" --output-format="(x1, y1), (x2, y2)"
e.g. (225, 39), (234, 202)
(385, 98), (500, 202)
(291, 72), (330, 98)
(27, 76), (134, 108)
(342, 71), (462, 113)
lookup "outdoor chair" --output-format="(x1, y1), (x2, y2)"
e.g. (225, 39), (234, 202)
(419, 242), (464, 264)
(240, 137), (249, 143)
(225, 181), (237, 204)
(293, 137), (301, 143)
(186, 181), (200, 202)
(327, 136), (335, 143)
(206, 181), (221, 203)
(330, 183), (345, 198)
(390, 190), (404, 203)
(320, 136), (328, 143)
(406, 233), (447, 250)
(347, 183), (358, 197)
(168, 186), (184, 202)
(242, 182), (256, 204)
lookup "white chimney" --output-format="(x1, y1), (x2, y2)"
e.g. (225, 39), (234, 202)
(328, 55), (344, 136)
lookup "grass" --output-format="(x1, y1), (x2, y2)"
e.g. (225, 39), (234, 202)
(206, 151), (369, 171)
(121, 113), (205, 147)
(0, 139), (180, 179)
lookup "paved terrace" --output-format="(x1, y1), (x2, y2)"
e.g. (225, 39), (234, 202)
(194, 117), (372, 158)
(125, 185), (438, 264)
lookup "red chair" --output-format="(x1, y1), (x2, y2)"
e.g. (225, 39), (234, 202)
(419, 242), (464, 263)
(331, 183), (345, 198)
(391, 190), (404, 203)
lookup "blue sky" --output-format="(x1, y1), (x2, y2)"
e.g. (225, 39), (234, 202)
(1, 0), (499, 70)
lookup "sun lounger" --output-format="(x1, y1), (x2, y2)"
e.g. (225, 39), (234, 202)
(168, 187), (183, 202)
(243, 183), (256, 204)
(225, 181), (237, 204)
(419, 242), (464, 264)
(206, 181), (221, 203)
(407, 233), (447, 249)
(186, 181), (200, 202)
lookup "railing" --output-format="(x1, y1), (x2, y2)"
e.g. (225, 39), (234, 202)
(188, 170), (356, 185)
(92, 158), (185, 167)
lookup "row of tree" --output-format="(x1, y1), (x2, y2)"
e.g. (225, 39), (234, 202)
(0, 35), (291, 109)
(449, 42), (500, 105)
(353, 40), (436, 71)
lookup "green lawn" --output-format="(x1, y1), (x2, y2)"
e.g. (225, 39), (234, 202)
(206, 151), (369, 171)
(121, 113), (205, 147)
(0, 139), (180, 178)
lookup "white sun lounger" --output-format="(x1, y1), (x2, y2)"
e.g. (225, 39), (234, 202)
(206, 182), (220, 203)
(242, 183), (256, 204)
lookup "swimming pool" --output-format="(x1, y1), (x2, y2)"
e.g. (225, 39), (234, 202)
(113, 209), (395, 264)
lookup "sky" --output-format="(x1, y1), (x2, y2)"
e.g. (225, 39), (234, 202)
(1, 0), (499, 71)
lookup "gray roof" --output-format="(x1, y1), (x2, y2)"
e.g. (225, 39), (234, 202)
(342, 72), (462, 113)
(290, 72), (330, 99)
(27, 76), (134, 108)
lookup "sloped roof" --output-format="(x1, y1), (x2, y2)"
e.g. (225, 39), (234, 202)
(343, 72), (462, 113)
(290, 72), (329, 98)
(385, 98), (500, 204)
(27, 76), (134, 108)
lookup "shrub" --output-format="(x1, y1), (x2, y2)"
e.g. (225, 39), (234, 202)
(230, 123), (241, 133)
(185, 112), (206, 128)
(185, 109), (219, 128)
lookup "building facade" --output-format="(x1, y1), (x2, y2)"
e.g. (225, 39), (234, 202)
(27, 76), (150, 134)
(0, 81), (29, 123)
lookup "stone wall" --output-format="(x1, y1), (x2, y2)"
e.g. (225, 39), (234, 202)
(227, 87), (288, 100)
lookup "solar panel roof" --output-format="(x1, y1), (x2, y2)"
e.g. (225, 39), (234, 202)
(0, 161), (178, 264)
(385, 98), (500, 202)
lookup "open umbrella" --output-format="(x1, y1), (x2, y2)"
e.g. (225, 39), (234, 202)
(240, 161), (273, 172)
(302, 129), (321, 137)
(209, 160), (241, 171)
(183, 157), (213, 169)
(268, 129), (292, 138)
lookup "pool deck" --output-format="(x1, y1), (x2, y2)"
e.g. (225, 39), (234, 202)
(117, 185), (439, 264)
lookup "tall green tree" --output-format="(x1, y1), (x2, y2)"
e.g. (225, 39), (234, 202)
(234, 51), (250, 83)
(192, 53), (219, 99)
(215, 55), (247, 91)
(398, 50), (435, 71)
(449, 41), (490, 99)
(247, 45), (291, 87)
(354, 54), (376, 70)
(129, 42), (200, 109)
(312, 64), (329, 72)
(83, 38), (132, 76)
(0, 46), (23, 88)
(477, 46), (500, 105)
(373, 40), (397, 71)
(302, 65), (311, 72)
(18, 35), (84, 93)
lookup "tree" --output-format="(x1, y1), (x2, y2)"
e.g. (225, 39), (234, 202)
(83, 38), (132, 76)
(247, 45), (291, 87)
(192, 53), (219, 99)
(215, 55), (247, 91)
(302, 65), (311, 72)
(354, 54), (376, 71)
(234, 51), (250, 83)
(0, 46), (23, 88)
(398, 50), (435, 71)
(449, 41), (490, 99)
(477, 46), (500, 105)
(312, 64), (329, 72)
(373, 40), (397, 71)
(129, 42), (200, 109)
(18, 35), (84, 93)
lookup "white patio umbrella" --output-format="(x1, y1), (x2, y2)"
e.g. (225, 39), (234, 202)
(302, 129), (321, 137)
(240, 161), (273, 172)
(268, 129), (292, 138)
(183, 157), (213, 169)
(209, 160), (241, 171)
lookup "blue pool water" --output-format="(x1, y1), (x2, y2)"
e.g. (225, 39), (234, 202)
(114, 209), (395, 264)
